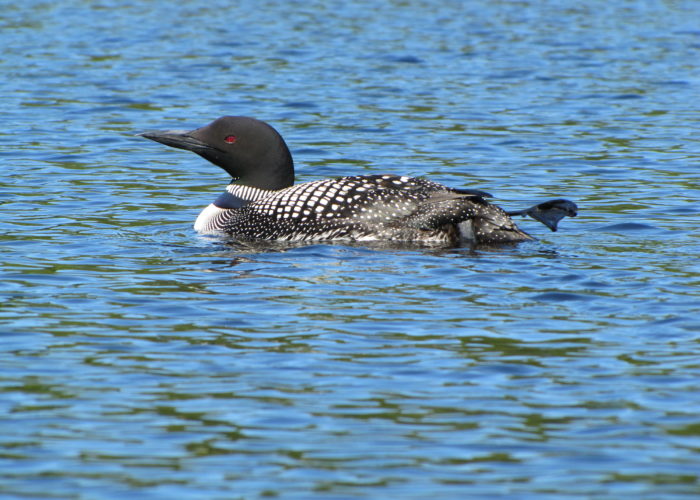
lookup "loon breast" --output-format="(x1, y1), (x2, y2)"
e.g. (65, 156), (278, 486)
(194, 184), (272, 234)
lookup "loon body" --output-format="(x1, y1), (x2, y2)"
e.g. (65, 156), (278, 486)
(141, 116), (577, 245)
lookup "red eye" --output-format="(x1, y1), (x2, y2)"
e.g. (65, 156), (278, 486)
(224, 135), (237, 144)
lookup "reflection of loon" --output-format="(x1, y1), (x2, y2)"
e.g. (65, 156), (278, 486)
(141, 116), (577, 245)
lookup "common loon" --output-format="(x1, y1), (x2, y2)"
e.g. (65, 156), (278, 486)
(140, 116), (577, 245)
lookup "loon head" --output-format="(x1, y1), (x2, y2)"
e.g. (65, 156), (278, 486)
(140, 116), (295, 190)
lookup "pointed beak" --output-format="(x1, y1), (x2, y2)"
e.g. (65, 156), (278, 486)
(139, 129), (218, 155)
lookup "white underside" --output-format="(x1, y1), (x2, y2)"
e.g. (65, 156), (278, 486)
(457, 220), (474, 241)
(194, 186), (269, 234)
(194, 203), (229, 234)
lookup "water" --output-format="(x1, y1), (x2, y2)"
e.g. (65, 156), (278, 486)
(2, 0), (700, 498)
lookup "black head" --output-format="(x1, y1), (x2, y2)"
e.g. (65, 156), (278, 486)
(140, 116), (295, 190)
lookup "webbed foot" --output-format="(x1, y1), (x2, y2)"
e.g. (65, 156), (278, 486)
(508, 199), (578, 232)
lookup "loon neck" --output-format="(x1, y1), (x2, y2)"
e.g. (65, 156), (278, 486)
(228, 142), (295, 191)
(213, 183), (276, 209)
(233, 169), (294, 191)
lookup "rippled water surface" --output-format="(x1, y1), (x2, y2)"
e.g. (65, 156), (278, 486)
(2, 0), (700, 498)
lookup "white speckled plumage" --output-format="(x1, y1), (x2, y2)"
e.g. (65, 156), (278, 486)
(195, 174), (530, 244)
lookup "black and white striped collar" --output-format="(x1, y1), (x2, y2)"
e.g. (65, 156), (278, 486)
(213, 184), (274, 209)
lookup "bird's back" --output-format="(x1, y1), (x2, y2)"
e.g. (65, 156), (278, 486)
(209, 174), (532, 244)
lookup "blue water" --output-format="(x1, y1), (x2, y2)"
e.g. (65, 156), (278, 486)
(2, 0), (700, 498)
